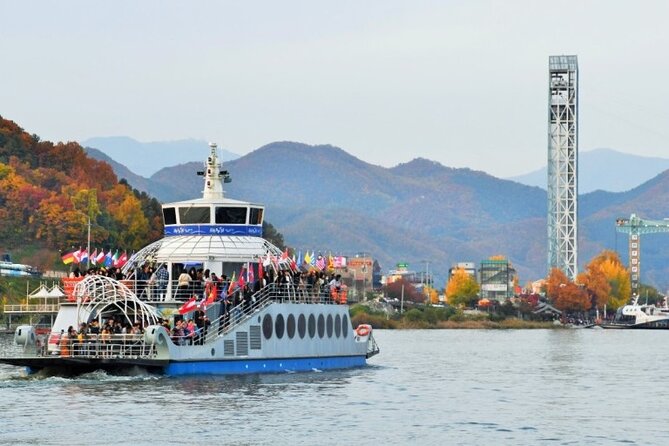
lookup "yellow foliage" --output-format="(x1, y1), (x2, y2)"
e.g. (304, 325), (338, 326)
(446, 268), (480, 307)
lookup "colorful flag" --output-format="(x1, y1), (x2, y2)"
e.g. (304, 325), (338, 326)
(72, 248), (82, 264)
(297, 250), (303, 266)
(90, 249), (98, 265)
(247, 263), (255, 284)
(117, 251), (128, 268)
(61, 250), (76, 265)
(290, 254), (297, 272)
(104, 250), (113, 267)
(79, 249), (89, 265)
(304, 251), (311, 266)
(327, 253), (334, 270)
(281, 249), (289, 261)
(258, 259), (264, 280)
(316, 254), (325, 270)
(112, 250), (120, 267)
(238, 267), (246, 288)
(178, 296), (199, 315)
(310, 251), (316, 266)
(96, 250), (106, 265)
(228, 271), (237, 294)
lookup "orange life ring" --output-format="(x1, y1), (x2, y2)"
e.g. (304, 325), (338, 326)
(355, 325), (371, 337)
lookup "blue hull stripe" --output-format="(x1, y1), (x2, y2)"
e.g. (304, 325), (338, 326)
(164, 355), (367, 376)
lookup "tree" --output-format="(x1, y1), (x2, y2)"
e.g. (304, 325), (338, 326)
(384, 278), (423, 303)
(262, 221), (285, 250)
(546, 268), (590, 312)
(582, 250), (631, 310)
(446, 268), (479, 307)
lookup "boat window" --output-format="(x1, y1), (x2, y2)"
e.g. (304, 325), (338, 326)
(308, 314), (316, 338)
(317, 314), (325, 338)
(326, 314), (333, 338)
(334, 314), (341, 338)
(249, 208), (263, 225)
(163, 207), (177, 225)
(342, 315), (349, 338)
(262, 314), (273, 339)
(179, 207), (210, 224)
(215, 207), (247, 224)
(297, 314), (306, 339)
(275, 314), (285, 339)
(287, 314), (296, 339)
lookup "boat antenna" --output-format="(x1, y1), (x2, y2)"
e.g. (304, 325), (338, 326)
(197, 142), (231, 199)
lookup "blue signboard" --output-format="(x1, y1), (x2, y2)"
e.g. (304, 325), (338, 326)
(164, 224), (263, 237)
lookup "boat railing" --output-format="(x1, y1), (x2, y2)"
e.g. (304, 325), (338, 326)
(42, 333), (157, 359)
(366, 334), (380, 358)
(200, 282), (348, 344)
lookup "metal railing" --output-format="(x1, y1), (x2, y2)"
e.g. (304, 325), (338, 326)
(4, 304), (60, 313)
(44, 333), (156, 359)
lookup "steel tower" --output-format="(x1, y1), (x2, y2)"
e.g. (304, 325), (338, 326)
(547, 55), (578, 280)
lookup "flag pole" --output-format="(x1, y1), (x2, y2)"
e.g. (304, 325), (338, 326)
(87, 216), (91, 269)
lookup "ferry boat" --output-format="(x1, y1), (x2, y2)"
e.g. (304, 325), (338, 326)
(601, 296), (669, 329)
(0, 144), (379, 375)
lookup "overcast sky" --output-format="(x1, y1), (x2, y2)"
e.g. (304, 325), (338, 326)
(2, 1), (669, 177)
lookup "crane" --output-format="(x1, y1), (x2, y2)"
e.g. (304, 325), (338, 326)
(615, 214), (669, 296)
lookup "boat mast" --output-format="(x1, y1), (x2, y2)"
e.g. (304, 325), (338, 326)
(201, 142), (231, 200)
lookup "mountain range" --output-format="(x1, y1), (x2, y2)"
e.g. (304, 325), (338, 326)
(80, 136), (239, 178)
(508, 148), (669, 193)
(84, 142), (669, 290)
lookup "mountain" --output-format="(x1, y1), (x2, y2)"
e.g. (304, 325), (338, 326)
(95, 141), (669, 290)
(81, 136), (240, 178)
(508, 148), (669, 193)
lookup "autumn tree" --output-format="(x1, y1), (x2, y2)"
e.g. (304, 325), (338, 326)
(384, 278), (423, 303)
(446, 267), (480, 307)
(580, 250), (631, 310)
(546, 267), (590, 312)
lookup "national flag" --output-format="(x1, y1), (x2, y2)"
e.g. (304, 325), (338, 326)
(262, 254), (271, 267)
(117, 251), (128, 268)
(178, 296), (199, 315)
(237, 267), (246, 288)
(327, 253), (334, 270)
(247, 263), (255, 284)
(90, 249), (98, 265)
(112, 250), (120, 267)
(290, 254), (297, 272)
(104, 250), (113, 267)
(61, 250), (76, 265)
(297, 250), (303, 267)
(310, 251), (316, 266)
(228, 271), (237, 294)
(258, 259), (264, 280)
(281, 249), (289, 261)
(96, 250), (106, 265)
(304, 251), (311, 266)
(316, 254), (325, 271)
(72, 248), (82, 264)
(79, 249), (89, 265)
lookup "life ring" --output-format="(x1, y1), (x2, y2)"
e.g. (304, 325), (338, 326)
(355, 325), (371, 337)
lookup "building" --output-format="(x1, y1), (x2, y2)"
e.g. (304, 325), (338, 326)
(340, 254), (374, 301)
(479, 259), (516, 301)
(448, 262), (476, 282)
(547, 55), (579, 280)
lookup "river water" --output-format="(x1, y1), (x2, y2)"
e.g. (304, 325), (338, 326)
(0, 329), (666, 445)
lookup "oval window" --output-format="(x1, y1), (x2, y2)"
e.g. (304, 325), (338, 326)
(275, 314), (285, 339)
(262, 314), (273, 339)
(308, 314), (316, 338)
(287, 314), (296, 339)
(298, 314), (306, 339)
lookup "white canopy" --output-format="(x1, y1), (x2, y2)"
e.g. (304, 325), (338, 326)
(28, 284), (50, 299)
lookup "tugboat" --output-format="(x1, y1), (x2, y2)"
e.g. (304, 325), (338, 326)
(1, 143), (379, 375)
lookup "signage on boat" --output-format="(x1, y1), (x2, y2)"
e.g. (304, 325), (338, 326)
(164, 224), (263, 237)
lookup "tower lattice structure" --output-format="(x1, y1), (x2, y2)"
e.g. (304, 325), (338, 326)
(547, 55), (578, 280)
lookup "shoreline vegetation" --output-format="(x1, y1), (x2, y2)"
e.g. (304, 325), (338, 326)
(350, 303), (565, 330)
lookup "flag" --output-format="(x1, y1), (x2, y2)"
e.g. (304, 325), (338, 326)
(290, 254), (297, 272)
(72, 248), (82, 264)
(117, 251), (128, 268)
(310, 251), (316, 266)
(104, 250), (113, 267)
(281, 249), (289, 261)
(316, 254), (325, 270)
(304, 251), (311, 266)
(258, 259), (264, 280)
(238, 267), (246, 288)
(79, 249), (89, 265)
(327, 253), (334, 270)
(297, 250), (303, 266)
(112, 250), (120, 267)
(90, 249), (98, 265)
(178, 296), (199, 315)
(228, 271), (237, 294)
(96, 250), (106, 265)
(247, 263), (255, 284)
(61, 250), (76, 265)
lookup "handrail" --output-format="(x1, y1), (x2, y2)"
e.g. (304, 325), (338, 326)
(42, 333), (157, 359)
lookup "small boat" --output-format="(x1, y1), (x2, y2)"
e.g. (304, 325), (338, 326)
(601, 297), (669, 329)
(0, 143), (379, 375)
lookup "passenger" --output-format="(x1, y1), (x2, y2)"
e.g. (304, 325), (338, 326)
(329, 274), (342, 304)
(177, 267), (191, 300)
(154, 264), (169, 301)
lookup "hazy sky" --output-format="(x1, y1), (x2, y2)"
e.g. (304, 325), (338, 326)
(2, 1), (669, 177)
